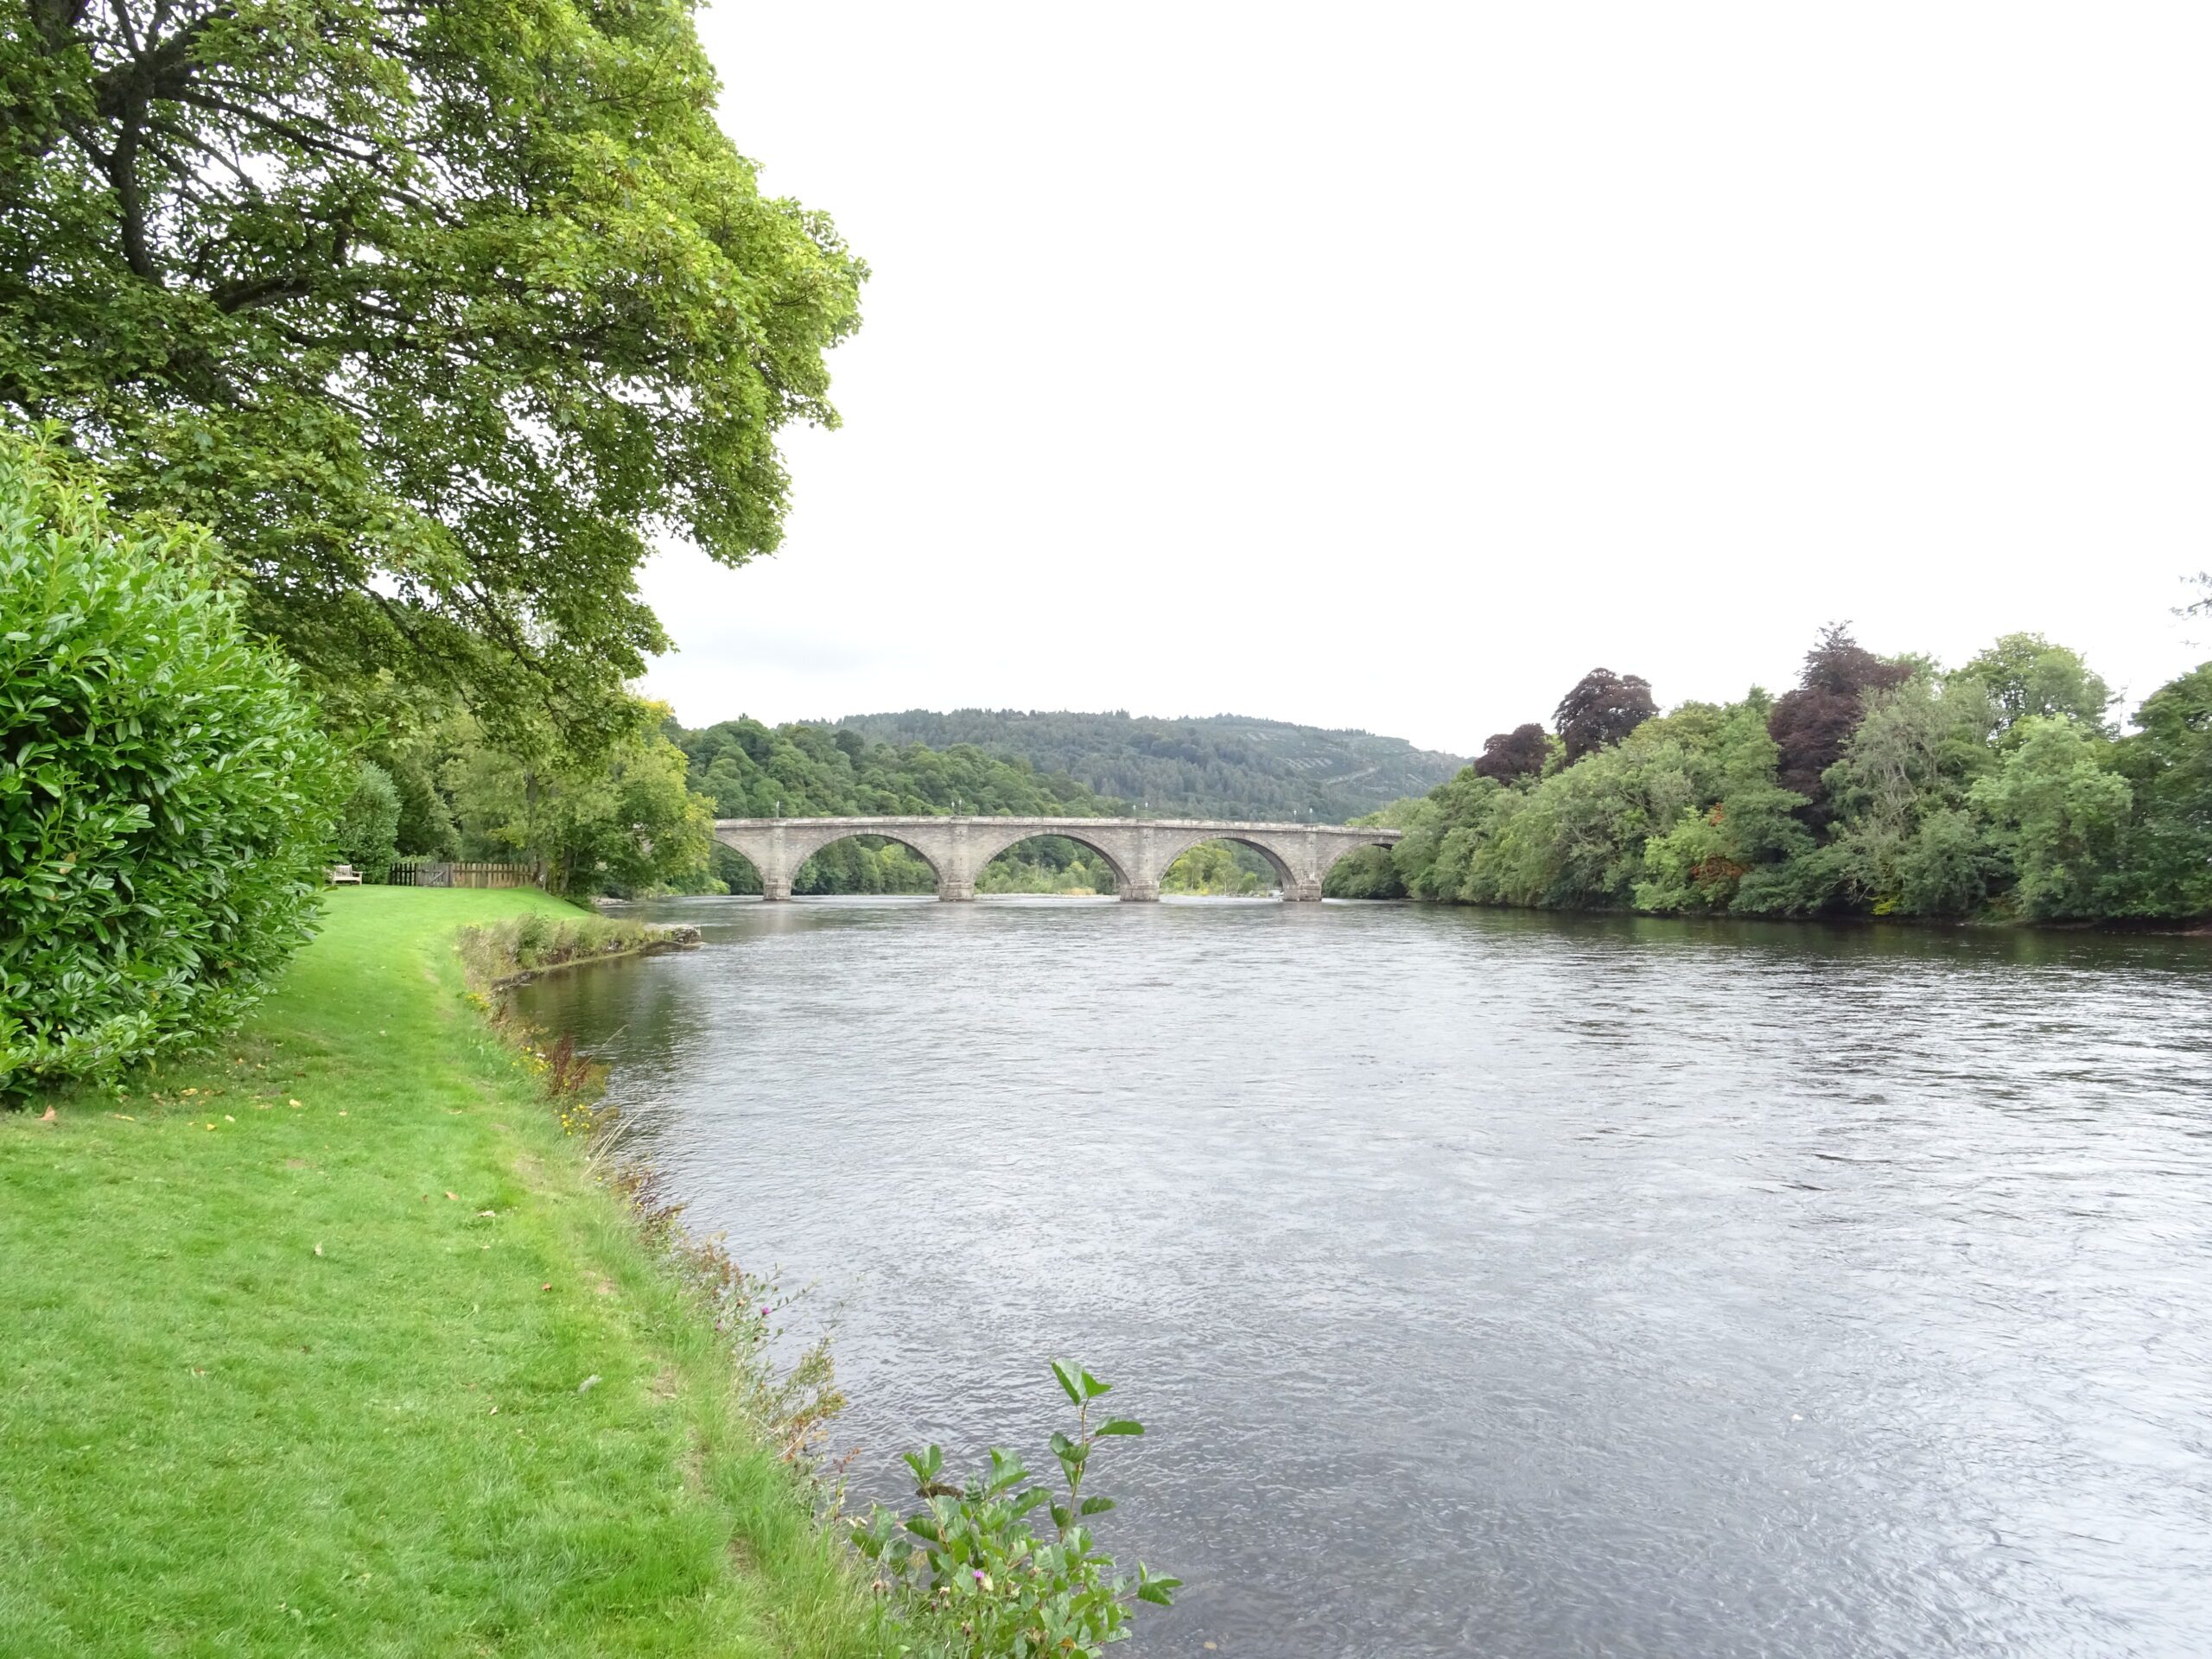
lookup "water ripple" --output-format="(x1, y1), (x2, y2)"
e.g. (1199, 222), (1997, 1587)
(521, 898), (2212, 1659)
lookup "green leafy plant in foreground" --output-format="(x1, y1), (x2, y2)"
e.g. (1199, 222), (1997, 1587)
(853, 1361), (1179, 1657)
(0, 433), (346, 1101)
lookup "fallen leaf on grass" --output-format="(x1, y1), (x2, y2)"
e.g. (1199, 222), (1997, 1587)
(314, 1243), (324, 1257)
(577, 1375), (601, 1394)
(39, 1107), (56, 1122)
(445, 1191), (458, 1201)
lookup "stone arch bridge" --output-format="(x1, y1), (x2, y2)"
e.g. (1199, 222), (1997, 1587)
(712, 817), (1402, 903)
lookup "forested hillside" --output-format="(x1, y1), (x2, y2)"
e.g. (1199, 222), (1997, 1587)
(833, 710), (1465, 821)
(675, 718), (1117, 819)
(671, 717), (1125, 893)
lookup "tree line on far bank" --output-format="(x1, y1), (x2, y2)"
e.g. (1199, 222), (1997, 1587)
(334, 710), (1124, 899)
(339, 712), (1282, 899)
(1325, 624), (2212, 925)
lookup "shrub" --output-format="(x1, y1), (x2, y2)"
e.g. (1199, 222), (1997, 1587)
(334, 759), (402, 880)
(0, 434), (346, 1100)
(853, 1361), (1178, 1657)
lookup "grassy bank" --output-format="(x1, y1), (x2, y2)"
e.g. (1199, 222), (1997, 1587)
(0, 888), (879, 1658)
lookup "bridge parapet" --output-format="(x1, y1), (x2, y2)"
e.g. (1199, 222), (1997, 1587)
(709, 817), (1402, 904)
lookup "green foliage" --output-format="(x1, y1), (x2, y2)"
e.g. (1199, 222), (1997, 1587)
(1320, 842), (1404, 898)
(334, 760), (402, 881)
(1815, 676), (1998, 915)
(679, 718), (1120, 821)
(3, 0), (863, 741)
(795, 836), (941, 897)
(974, 837), (1122, 896)
(1635, 785), (1812, 914)
(2109, 663), (2212, 918)
(1968, 716), (2133, 919)
(375, 739), (461, 860)
(442, 704), (712, 899)
(852, 1362), (1177, 1658)
(833, 709), (1465, 821)
(0, 434), (346, 1099)
(1389, 623), (2211, 927)
(1895, 807), (1999, 917)
(1766, 625), (1914, 820)
(1959, 633), (2115, 737)
(1159, 840), (1273, 895)
(1459, 702), (1783, 908)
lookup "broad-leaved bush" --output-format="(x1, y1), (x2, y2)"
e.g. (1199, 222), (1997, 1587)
(0, 435), (346, 1100)
(854, 1361), (1179, 1658)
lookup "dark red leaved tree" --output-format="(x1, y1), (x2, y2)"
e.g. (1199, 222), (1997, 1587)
(1471, 723), (1551, 783)
(1554, 670), (1656, 764)
(1767, 624), (1911, 821)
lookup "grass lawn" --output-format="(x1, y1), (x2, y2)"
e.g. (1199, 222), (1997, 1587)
(1, 887), (880, 1658)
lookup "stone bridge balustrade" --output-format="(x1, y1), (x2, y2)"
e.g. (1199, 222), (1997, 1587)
(709, 817), (1402, 904)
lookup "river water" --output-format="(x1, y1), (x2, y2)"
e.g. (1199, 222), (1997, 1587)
(516, 896), (2212, 1658)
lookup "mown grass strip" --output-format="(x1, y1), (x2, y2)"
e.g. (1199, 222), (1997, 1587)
(0, 887), (880, 1658)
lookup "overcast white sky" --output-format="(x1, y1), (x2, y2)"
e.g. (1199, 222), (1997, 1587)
(637, 3), (2211, 756)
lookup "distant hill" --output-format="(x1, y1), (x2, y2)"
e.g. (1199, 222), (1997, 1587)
(830, 709), (1466, 823)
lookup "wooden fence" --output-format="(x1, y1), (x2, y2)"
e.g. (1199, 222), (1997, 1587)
(386, 860), (543, 890)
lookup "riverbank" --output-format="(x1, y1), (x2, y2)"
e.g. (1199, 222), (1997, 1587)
(0, 887), (880, 1657)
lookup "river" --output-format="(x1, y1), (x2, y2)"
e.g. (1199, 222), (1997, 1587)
(515, 895), (2212, 1658)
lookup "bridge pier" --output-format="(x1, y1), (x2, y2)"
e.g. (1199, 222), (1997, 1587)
(761, 876), (792, 903)
(1118, 880), (1160, 904)
(938, 877), (976, 902)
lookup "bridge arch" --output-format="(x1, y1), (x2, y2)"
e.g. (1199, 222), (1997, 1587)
(791, 831), (943, 897)
(959, 824), (1135, 899)
(713, 821), (947, 903)
(1156, 833), (1294, 896)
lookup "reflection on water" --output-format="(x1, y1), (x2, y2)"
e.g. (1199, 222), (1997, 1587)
(517, 896), (2212, 1658)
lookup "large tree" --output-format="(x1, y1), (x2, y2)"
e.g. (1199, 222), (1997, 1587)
(1957, 632), (2113, 736)
(1766, 625), (1912, 819)
(1552, 669), (1654, 764)
(2, 0), (863, 742)
(1471, 722), (1551, 783)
